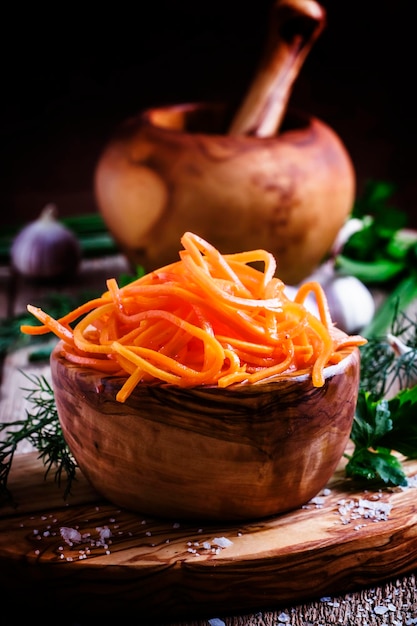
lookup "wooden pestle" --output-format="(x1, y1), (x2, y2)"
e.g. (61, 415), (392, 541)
(228, 0), (326, 137)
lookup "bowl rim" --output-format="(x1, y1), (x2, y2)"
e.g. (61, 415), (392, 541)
(51, 340), (359, 395)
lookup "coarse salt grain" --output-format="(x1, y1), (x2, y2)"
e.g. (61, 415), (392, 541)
(309, 496), (326, 507)
(60, 527), (83, 545)
(96, 526), (112, 543)
(405, 474), (417, 488)
(374, 605), (389, 615)
(211, 537), (234, 549)
(337, 497), (392, 525)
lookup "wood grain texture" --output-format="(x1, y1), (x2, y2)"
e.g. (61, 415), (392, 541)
(228, 0), (326, 137)
(1, 451), (417, 621)
(3, 256), (417, 623)
(94, 102), (355, 285)
(50, 342), (360, 521)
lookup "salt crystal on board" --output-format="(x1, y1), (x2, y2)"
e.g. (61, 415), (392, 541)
(211, 537), (233, 548)
(60, 527), (82, 545)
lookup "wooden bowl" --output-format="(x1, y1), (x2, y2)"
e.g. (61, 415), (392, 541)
(51, 341), (360, 521)
(94, 102), (355, 286)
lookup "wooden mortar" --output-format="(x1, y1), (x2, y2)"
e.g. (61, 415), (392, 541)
(94, 0), (355, 285)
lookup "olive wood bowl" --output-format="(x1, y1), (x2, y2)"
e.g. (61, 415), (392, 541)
(94, 102), (355, 286)
(51, 341), (360, 521)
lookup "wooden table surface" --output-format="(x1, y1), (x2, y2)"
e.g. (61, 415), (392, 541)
(1, 253), (417, 626)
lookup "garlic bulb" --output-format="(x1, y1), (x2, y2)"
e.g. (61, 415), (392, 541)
(285, 261), (376, 335)
(11, 204), (82, 280)
(321, 273), (375, 334)
(308, 262), (375, 334)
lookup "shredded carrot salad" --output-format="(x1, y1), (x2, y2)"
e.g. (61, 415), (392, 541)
(21, 232), (366, 402)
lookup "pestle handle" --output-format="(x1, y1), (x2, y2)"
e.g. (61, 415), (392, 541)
(228, 0), (326, 137)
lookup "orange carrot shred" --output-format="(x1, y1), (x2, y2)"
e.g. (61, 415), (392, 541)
(20, 231), (366, 402)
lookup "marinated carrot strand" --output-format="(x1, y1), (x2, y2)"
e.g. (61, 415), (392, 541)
(73, 304), (117, 353)
(113, 309), (225, 374)
(295, 281), (333, 329)
(25, 305), (75, 346)
(114, 341), (223, 383)
(107, 277), (124, 312)
(216, 335), (277, 356)
(304, 312), (335, 387)
(114, 281), (277, 344)
(113, 331), (226, 400)
(181, 232), (251, 296)
(224, 250), (278, 296)
(20, 296), (111, 336)
(180, 252), (283, 312)
(59, 343), (122, 373)
(113, 343), (183, 397)
(121, 257), (283, 339)
(247, 342), (295, 383)
(333, 334), (368, 350)
(20, 231), (366, 401)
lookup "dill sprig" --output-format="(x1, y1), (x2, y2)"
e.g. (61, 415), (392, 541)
(0, 266), (145, 502)
(0, 372), (77, 504)
(359, 302), (417, 400)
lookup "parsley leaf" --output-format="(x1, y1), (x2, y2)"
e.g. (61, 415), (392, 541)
(379, 386), (417, 458)
(350, 392), (392, 446)
(335, 179), (414, 286)
(345, 447), (407, 486)
(345, 387), (417, 487)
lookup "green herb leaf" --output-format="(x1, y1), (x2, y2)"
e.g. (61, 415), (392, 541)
(345, 447), (407, 486)
(0, 373), (77, 503)
(379, 387), (417, 458)
(350, 391), (393, 447)
(346, 384), (417, 486)
(345, 389), (409, 486)
(335, 255), (406, 284)
(362, 275), (417, 339)
(336, 180), (414, 287)
(360, 303), (417, 399)
(352, 179), (405, 230)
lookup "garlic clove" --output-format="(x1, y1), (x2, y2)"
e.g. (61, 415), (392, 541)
(321, 274), (375, 334)
(308, 262), (375, 334)
(386, 333), (413, 356)
(286, 261), (376, 335)
(10, 203), (82, 280)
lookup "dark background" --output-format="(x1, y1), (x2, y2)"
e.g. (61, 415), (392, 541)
(1, 0), (416, 231)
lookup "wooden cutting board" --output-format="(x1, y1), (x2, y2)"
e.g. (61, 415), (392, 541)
(1, 451), (417, 622)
